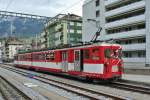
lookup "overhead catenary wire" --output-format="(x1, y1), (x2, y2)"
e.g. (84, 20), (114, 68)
(5, 0), (14, 11)
(46, 0), (84, 23)
(58, 0), (84, 14)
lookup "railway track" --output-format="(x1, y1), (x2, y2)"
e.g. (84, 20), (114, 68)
(0, 65), (126, 100)
(111, 81), (150, 95)
(0, 76), (31, 100)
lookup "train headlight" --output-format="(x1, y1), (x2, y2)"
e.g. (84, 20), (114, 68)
(112, 65), (118, 72)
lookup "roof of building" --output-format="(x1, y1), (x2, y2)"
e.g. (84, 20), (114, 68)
(83, 0), (93, 5)
(7, 41), (23, 45)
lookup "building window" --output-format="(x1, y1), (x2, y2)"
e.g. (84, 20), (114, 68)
(77, 23), (82, 26)
(96, 0), (99, 6)
(70, 22), (74, 26)
(70, 29), (74, 33)
(138, 51), (146, 57)
(77, 30), (82, 34)
(96, 10), (100, 17)
(123, 52), (132, 58)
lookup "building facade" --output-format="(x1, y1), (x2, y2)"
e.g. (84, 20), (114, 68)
(83, 0), (149, 68)
(2, 38), (23, 62)
(44, 14), (82, 48)
(0, 41), (3, 63)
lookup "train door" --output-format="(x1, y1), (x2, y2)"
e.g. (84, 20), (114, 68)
(74, 50), (83, 72)
(111, 46), (122, 72)
(104, 48), (111, 73)
(61, 51), (68, 72)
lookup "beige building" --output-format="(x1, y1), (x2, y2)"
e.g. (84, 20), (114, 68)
(3, 38), (23, 62)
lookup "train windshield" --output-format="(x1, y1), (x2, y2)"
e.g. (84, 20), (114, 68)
(112, 48), (122, 59)
(118, 49), (122, 59)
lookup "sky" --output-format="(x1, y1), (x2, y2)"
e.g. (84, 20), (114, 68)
(0, 0), (85, 17)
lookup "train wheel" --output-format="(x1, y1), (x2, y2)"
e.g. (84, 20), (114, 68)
(86, 77), (93, 82)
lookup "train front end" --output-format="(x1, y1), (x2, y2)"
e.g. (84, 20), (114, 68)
(102, 44), (123, 81)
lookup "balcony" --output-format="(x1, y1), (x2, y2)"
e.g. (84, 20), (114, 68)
(122, 43), (146, 51)
(55, 24), (62, 31)
(40, 38), (46, 43)
(102, 29), (145, 40)
(123, 58), (145, 63)
(41, 32), (46, 37)
(105, 15), (145, 29)
(105, 1), (145, 18)
(105, 0), (121, 6)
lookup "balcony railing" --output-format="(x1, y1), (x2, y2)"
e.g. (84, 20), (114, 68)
(105, 14), (145, 29)
(122, 43), (146, 51)
(123, 58), (145, 63)
(103, 29), (146, 40)
(105, 0), (121, 6)
(105, 1), (145, 17)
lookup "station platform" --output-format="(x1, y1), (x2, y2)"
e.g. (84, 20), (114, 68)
(122, 74), (150, 84)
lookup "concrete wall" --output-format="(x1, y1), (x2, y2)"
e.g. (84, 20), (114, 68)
(146, 0), (150, 66)
(82, 0), (97, 42)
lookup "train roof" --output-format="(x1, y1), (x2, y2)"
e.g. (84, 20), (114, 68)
(17, 42), (121, 54)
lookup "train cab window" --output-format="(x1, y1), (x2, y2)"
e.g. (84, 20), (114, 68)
(84, 49), (90, 60)
(49, 52), (55, 61)
(118, 49), (122, 59)
(113, 49), (117, 58)
(92, 48), (100, 60)
(104, 49), (110, 58)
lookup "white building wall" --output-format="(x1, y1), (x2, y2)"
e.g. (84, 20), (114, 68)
(83, 0), (148, 68)
(0, 42), (2, 63)
(82, 0), (97, 42)
(8, 45), (23, 59)
(146, 0), (150, 65)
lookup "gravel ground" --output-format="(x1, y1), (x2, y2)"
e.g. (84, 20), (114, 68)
(0, 93), (5, 100)
(1, 65), (150, 100)
(42, 75), (150, 100)
(0, 67), (89, 100)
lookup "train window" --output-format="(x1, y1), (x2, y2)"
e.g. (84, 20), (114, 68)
(50, 52), (55, 61)
(104, 49), (110, 58)
(92, 48), (100, 60)
(33, 54), (39, 60)
(75, 51), (79, 61)
(39, 54), (45, 60)
(84, 49), (89, 60)
(46, 53), (50, 60)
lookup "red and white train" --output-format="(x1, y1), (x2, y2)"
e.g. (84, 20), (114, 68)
(14, 42), (122, 81)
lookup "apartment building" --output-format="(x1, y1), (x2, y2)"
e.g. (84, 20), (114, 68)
(83, 0), (150, 68)
(0, 41), (3, 63)
(44, 14), (82, 48)
(40, 31), (48, 49)
(2, 38), (23, 62)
